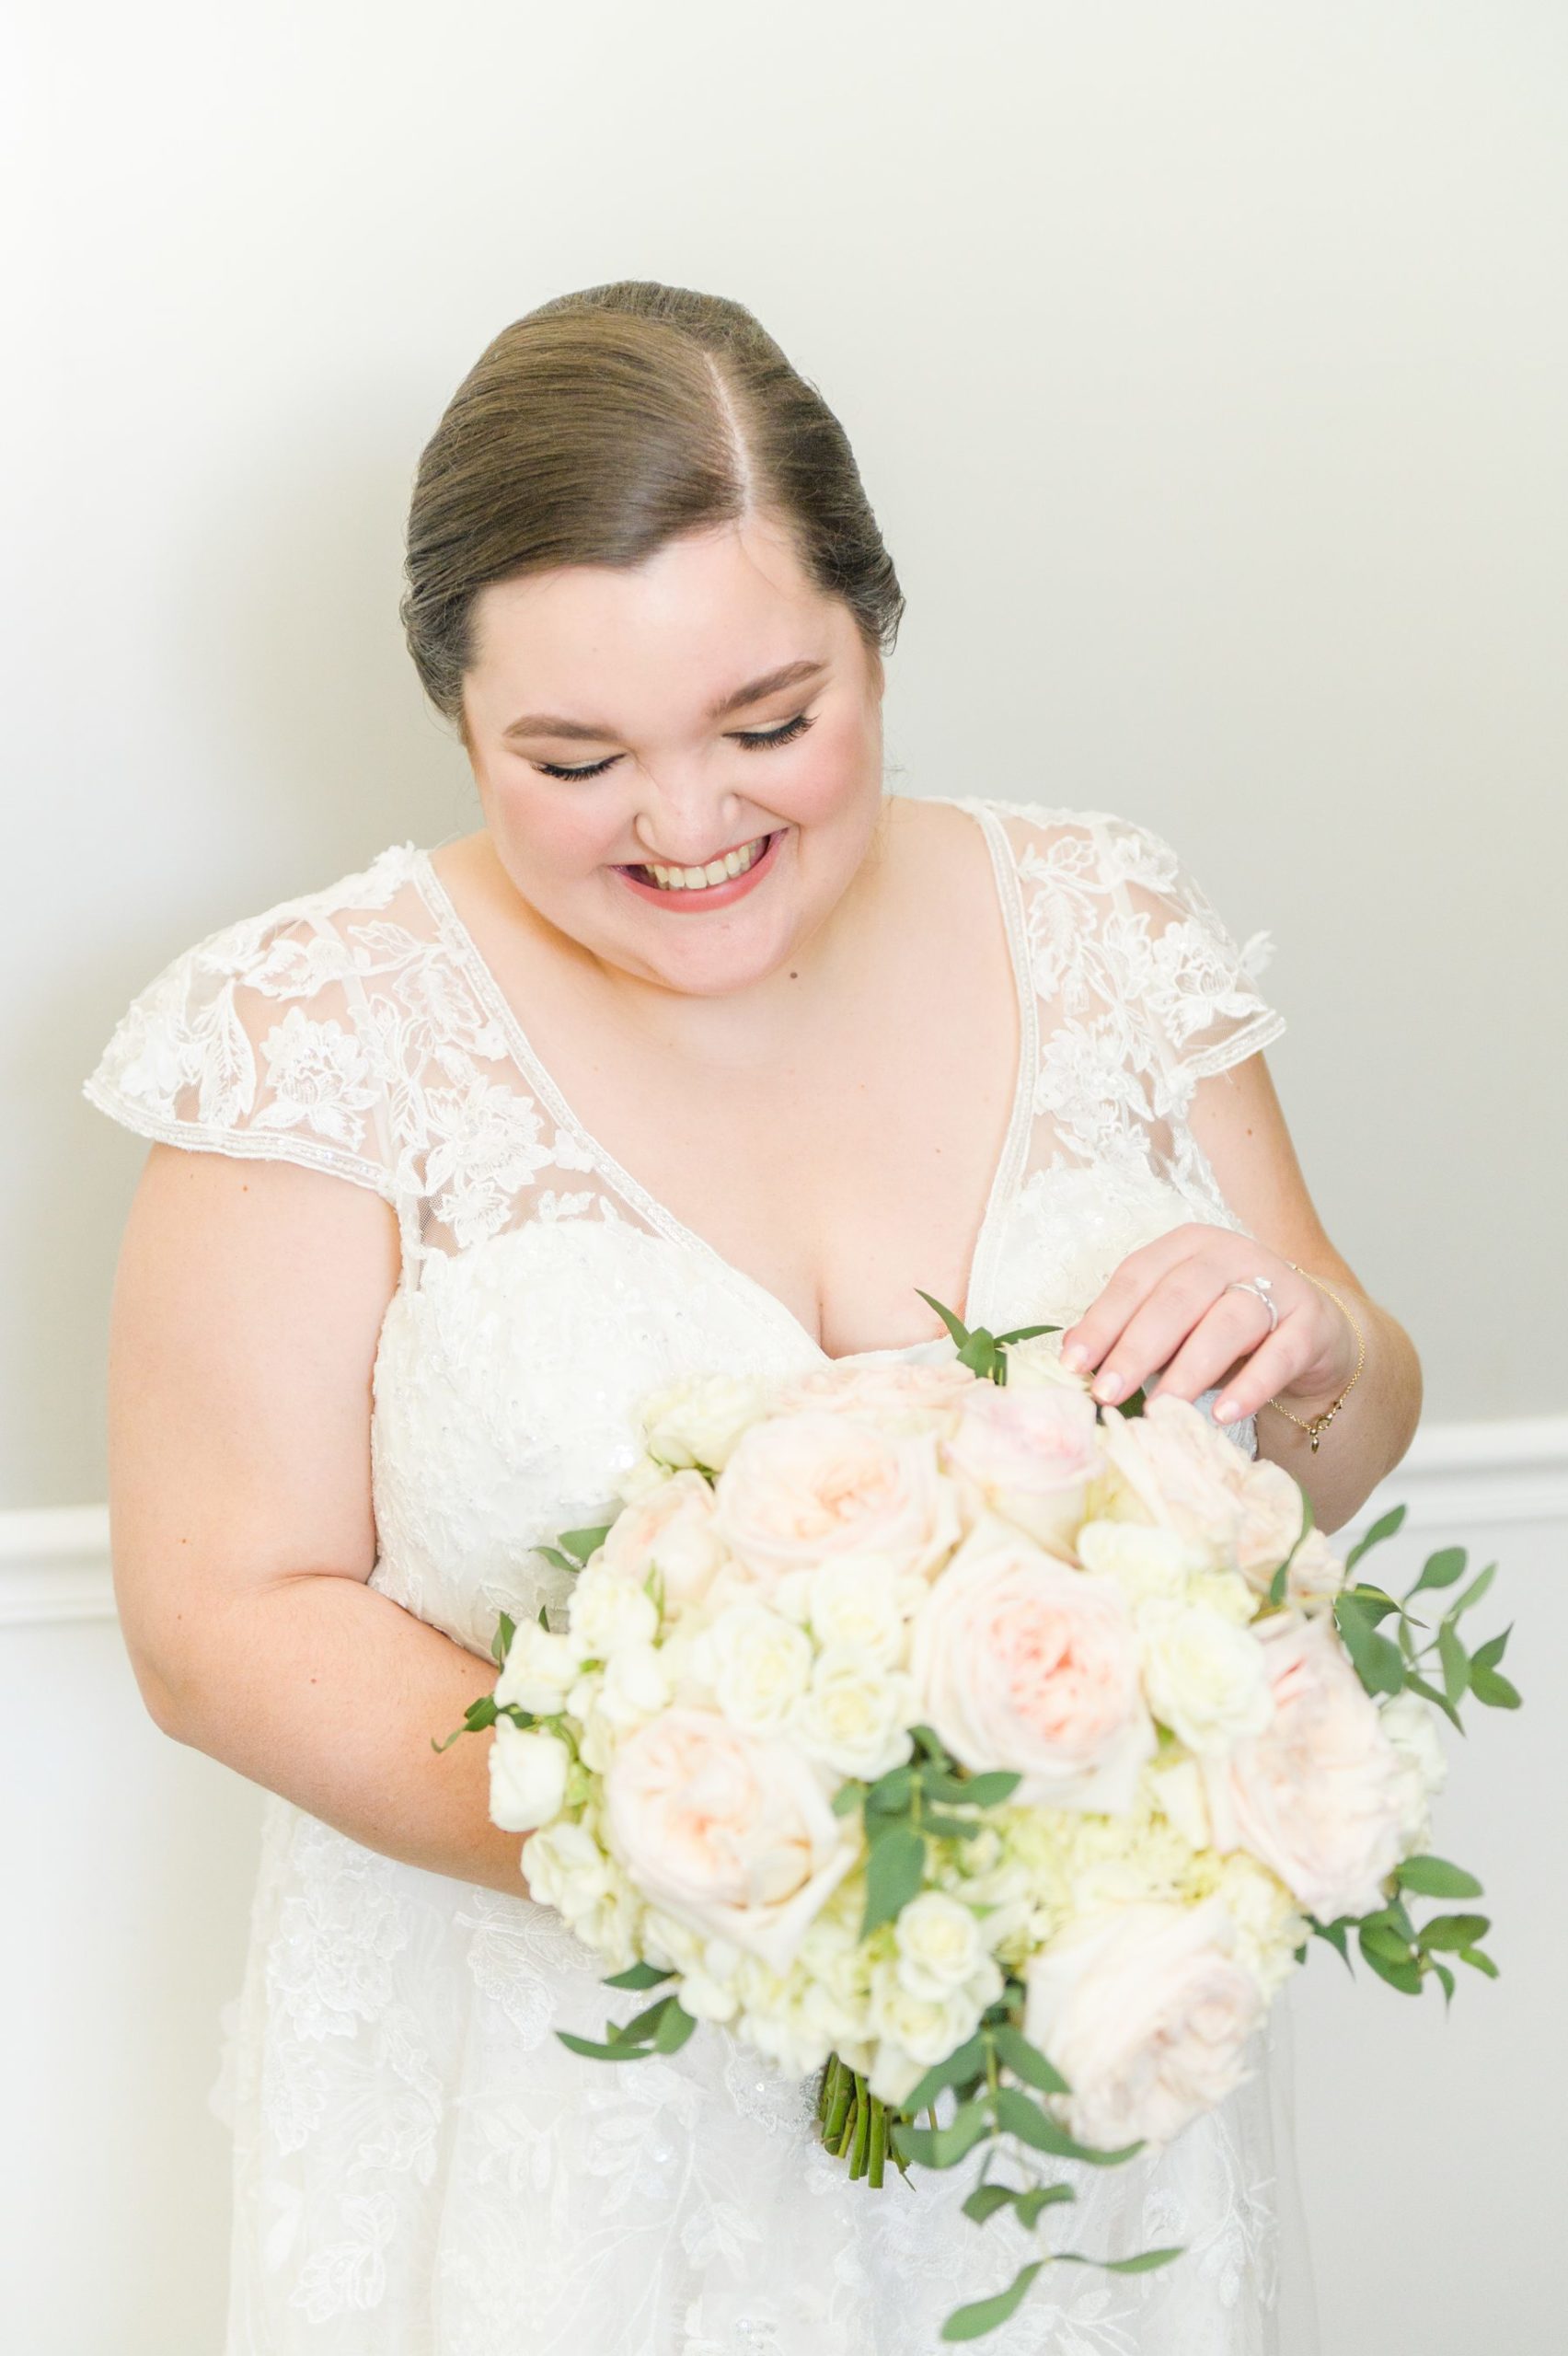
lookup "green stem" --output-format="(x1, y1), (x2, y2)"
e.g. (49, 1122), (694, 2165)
(848, 2073), (872, 2179)
(868, 2096), (887, 2189)
(823, 2057), (853, 2147)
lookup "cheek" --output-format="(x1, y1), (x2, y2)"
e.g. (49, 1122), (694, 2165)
(773, 709), (880, 831)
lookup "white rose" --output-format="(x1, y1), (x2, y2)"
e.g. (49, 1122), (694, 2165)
(1023, 1897), (1264, 2151)
(1076, 1518), (1202, 1606)
(493, 1620), (582, 1715)
(594, 1641), (674, 1730)
(893, 1890), (990, 2001)
(909, 1512), (1156, 1815)
(1378, 1692), (1449, 1853)
(868, 1958), (986, 2073)
(691, 1602), (813, 1734)
(639, 1373), (772, 1472)
(603, 1706), (860, 1973)
(941, 1381), (1100, 1556)
(808, 1557), (908, 1667)
(521, 1817), (614, 1918)
(789, 1647), (917, 1781)
(1136, 1598), (1275, 1758)
(569, 1565), (660, 1658)
(488, 1723), (571, 1832)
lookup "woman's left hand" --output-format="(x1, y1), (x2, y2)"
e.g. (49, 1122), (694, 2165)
(1055, 1224), (1358, 1427)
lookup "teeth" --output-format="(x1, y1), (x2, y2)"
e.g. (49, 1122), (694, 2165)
(644, 833), (770, 892)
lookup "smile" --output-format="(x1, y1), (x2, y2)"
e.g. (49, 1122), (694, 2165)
(615, 828), (785, 911)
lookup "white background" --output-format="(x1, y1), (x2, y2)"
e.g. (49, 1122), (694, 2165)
(6, 2), (1562, 2348)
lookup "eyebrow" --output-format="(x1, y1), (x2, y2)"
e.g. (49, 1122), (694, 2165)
(501, 657), (831, 744)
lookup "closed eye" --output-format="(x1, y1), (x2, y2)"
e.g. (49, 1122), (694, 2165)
(531, 710), (816, 782)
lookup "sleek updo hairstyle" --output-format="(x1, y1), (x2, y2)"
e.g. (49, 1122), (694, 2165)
(399, 279), (905, 731)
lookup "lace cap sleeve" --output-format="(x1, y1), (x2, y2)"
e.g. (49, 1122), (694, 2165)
(1091, 812), (1286, 1084)
(81, 846), (420, 1211)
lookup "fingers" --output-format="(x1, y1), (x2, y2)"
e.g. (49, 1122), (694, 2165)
(1208, 1316), (1319, 1425)
(1069, 1254), (1244, 1406)
(1058, 1227), (1208, 1384)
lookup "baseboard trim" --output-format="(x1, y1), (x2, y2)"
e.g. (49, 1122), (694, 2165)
(4, 1417), (1564, 1628)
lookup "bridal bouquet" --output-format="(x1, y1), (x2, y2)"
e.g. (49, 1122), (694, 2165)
(437, 1293), (1519, 2343)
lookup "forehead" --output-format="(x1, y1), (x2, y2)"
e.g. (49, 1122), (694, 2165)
(465, 518), (857, 717)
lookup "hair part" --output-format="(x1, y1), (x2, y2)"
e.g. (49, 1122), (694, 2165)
(399, 280), (905, 728)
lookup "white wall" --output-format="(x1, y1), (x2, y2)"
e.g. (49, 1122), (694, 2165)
(5, 1434), (1559, 2353)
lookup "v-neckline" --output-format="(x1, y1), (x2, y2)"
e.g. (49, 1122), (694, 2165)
(409, 796), (1039, 1365)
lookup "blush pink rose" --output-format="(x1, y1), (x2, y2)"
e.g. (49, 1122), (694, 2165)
(1023, 1897), (1264, 2151)
(909, 1513), (1156, 1814)
(1199, 1610), (1408, 1920)
(711, 1409), (961, 1589)
(940, 1382), (1099, 1556)
(1099, 1393), (1250, 1567)
(600, 1467), (727, 1608)
(602, 1706), (859, 1973)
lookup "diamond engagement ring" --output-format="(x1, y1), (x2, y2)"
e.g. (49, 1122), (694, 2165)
(1225, 1276), (1279, 1333)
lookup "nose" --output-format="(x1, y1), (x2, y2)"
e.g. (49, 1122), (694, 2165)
(631, 782), (756, 868)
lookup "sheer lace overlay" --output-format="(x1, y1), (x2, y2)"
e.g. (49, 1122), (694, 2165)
(85, 798), (1312, 2354)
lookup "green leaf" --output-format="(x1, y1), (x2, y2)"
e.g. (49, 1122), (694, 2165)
(898, 2034), (989, 2120)
(916, 1288), (972, 1348)
(1458, 1946), (1500, 1978)
(1401, 1671), (1465, 1735)
(602, 1961), (675, 1990)
(559, 1521), (613, 1564)
(1437, 1619), (1470, 1706)
(1333, 1599), (1406, 1696)
(1309, 1915), (1354, 1969)
(860, 1825), (927, 1936)
(922, 1809), (986, 1841)
(1013, 2182), (1077, 2227)
(1268, 1486), (1318, 1605)
(1470, 1624), (1512, 1671)
(940, 2261), (1045, 2341)
(831, 1780), (868, 1817)
(653, 2000), (698, 2053)
(555, 2028), (659, 2062)
(993, 2086), (1144, 2165)
(1432, 1959), (1456, 2007)
(1340, 1583), (1400, 1624)
(865, 1765), (917, 1815)
(891, 2096), (994, 2170)
(954, 1769), (1023, 1808)
(1395, 1855), (1483, 1900)
(962, 2183), (1018, 2225)
(1449, 1563), (1497, 1619)
(533, 1544), (582, 1576)
(1359, 1921), (1414, 1967)
(490, 1610), (516, 1667)
(1470, 1662), (1522, 1709)
(1416, 1912), (1490, 1952)
(1056, 2246), (1187, 2275)
(990, 2020), (1070, 2096)
(1357, 1943), (1423, 1995)
(1407, 1543), (1467, 1598)
(1344, 1502), (1406, 1574)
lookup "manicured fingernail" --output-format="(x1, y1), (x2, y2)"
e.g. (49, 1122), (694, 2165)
(1062, 1343), (1089, 1371)
(1095, 1371), (1124, 1402)
(1215, 1398), (1238, 1423)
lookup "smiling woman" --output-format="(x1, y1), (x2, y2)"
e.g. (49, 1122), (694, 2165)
(80, 277), (1402, 2353)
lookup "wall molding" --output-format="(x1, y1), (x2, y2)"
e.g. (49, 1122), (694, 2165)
(4, 1416), (1564, 1630)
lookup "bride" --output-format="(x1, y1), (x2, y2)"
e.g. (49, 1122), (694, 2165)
(86, 280), (1419, 2352)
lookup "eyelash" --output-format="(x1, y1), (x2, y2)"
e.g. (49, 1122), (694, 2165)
(531, 710), (816, 781)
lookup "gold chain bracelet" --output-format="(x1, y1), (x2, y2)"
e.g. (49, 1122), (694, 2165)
(1265, 1263), (1366, 1452)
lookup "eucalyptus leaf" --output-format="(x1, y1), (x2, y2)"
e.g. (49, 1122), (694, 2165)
(602, 1961), (675, 1991)
(1415, 1912), (1490, 1952)
(1470, 1662), (1522, 1709)
(961, 2183), (1018, 2225)
(860, 1825), (927, 1936)
(1013, 2182), (1077, 2227)
(559, 1521), (613, 1563)
(1401, 1670), (1465, 1735)
(1056, 2246), (1186, 2275)
(1437, 1619), (1470, 1706)
(653, 2001), (698, 2053)
(898, 2034), (988, 2119)
(1432, 1960), (1456, 2008)
(1458, 1946), (1500, 1978)
(1408, 1544), (1467, 1598)
(1333, 1601), (1405, 1697)
(1357, 1945), (1423, 1995)
(956, 1770), (1023, 1808)
(990, 2021), (1070, 2096)
(555, 2028), (659, 2062)
(1449, 1563), (1497, 1619)
(1344, 1502), (1406, 1574)
(1470, 1625), (1512, 1671)
(939, 2260), (1044, 2341)
(993, 2086), (1143, 2165)
(891, 2096), (994, 2171)
(1395, 1855), (1483, 1900)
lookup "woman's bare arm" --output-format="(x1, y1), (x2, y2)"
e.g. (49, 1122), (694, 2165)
(1184, 1050), (1424, 1530)
(107, 1142), (530, 1899)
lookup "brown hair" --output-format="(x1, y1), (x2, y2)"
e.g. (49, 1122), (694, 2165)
(399, 279), (905, 727)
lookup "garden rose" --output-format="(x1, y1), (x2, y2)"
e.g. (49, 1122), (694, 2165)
(1098, 1393), (1251, 1569)
(600, 1466), (727, 1607)
(1023, 1897), (1264, 2150)
(602, 1707), (859, 1972)
(909, 1512), (1156, 1813)
(639, 1373), (772, 1472)
(488, 1723), (571, 1832)
(941, 1382), (1100, 1555)
(1136, 1598), (1275, 1757)
(712, 1409), (960, 1590)
(771, 1355), (978, 1436)
(1199, 1610), (1408, 1919)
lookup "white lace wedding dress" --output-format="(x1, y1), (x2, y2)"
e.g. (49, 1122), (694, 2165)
(85, 795), (1320, 2355)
